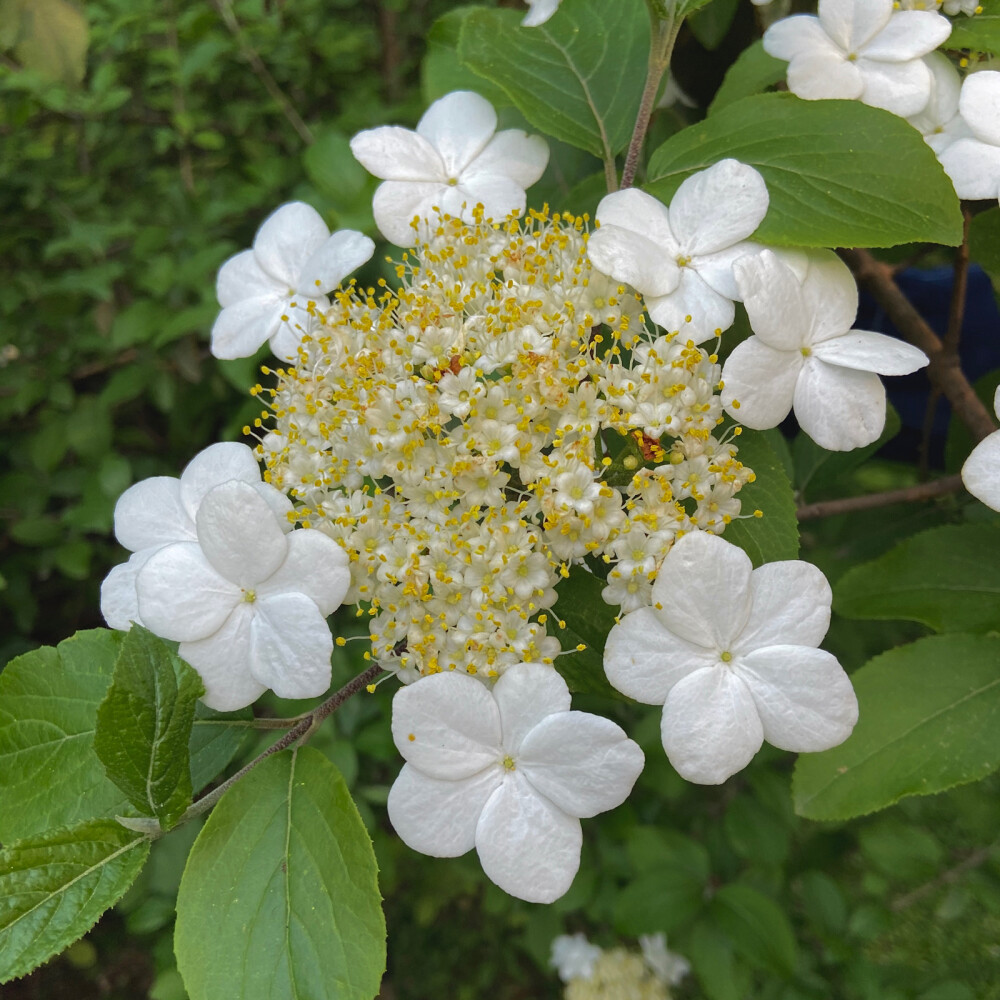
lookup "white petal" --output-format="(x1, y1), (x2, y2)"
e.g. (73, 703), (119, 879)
(350, 126), (447, 181)
(179, 442), (262, 519)
(649, 532), (752, 649)
(861, 11), (952, 63)
(604, 606), (718, 705)
(960, 72), (1000, 148)
(858, 59), (934, 118)
(695, 241), (764, 302)
(137, 542), (240, 642)
(391, 671), (502, 780)
(387, 764), (501, 857)
(811, 329), (928, 376)
(738, 645), (858, 752)
(492, 662), (570, 754)
(735, 249), (812, 351)
(721, 337), (802, 429)
(787, 50), (864, 102)
(248, 592), (333, 700)
(417, 91), (497, 178)
(195, 481), (288, 587)
(296, 230), (375, 296)
(178, 604), (266, 711)
(818, 0), (892, 52)
(100, 556), (146, 630)
(668, 160), (769, 257)
(938, 138), (1000, 201)
(114, 476), (191, 552)
(456, 174), (527, 223)
(764, 15), (841, 62)
(647, 268), (735, 337)
(910, 52), (962, 135)
(210, 296), (284, 361)
(475, 771), (582, 903)
(962, 431), (1000, 511)
(257, 529), (350, 615)
(596, 188), (678, 255)
(252, 202), (331, 287)
(372, 180), (449, 247)
(736, 561), (832, 654)
(793, 359), (887, 451)
(799, 250), (859, 345)
(250, 482), (294, 532)
(519, 712), (644, 818)
(462, 129), (549, 190)
(661, 667), (763, 784)
(521, 0), (561, 27)
(216, 249), (279, 308)
(586, 224), (679, 298)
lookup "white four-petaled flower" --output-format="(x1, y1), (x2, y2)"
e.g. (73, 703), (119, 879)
(938, 71), (1000, 202)
(961, 387), (1000, 511)
(350, 91), (549, 247)
(763, 0), (951, 117)
(721, 249), (928, 451)
(211, 201), (374, 361)
(386, 662), (644, 902)
(604, 531), (858, 784)
(587, 159), (769, 340)
(135, 480), (350, 711)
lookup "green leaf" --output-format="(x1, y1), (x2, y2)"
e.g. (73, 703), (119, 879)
(0, 0), (89, 85)
(793, 634), (1000, 820)
(457, 0), (649, 158)
(708, 39), (786, 116)
(947, 1), (1000, 55)
(174, 747), (385, 1000)
(710, 883), (798, 978)
(0, 629), (251, 842)
(969, 205), (1000, 295)
(687, 0), (739, 51)
(834, 523), (1000, 633)
(688, 921), (746, 1000)
(421, 6), (510, 106)
(722, 429), (799, 566)
(94, 626), (203, 830)
(613, 863), (708, 935)
(550, 567), (633, 699)
(646, 94), (963, 248)
(0, 820), (149, 984)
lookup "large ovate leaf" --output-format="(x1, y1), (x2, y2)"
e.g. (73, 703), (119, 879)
(94, 626), (203, 830)
(709, 39), (786, 116)
(421, 6), (510, 106)
(947, 1), (1000, 55)
(793, 634), (1000, 820)
(0, 629), (251, 842)
(646, 94), (963, 248)
(457, 0), (649, 158)
(710, 883), (798, 978)
(722, 430), (799, 566)
(0, 820), (149, 984)
(833, 523), (1000, 634)
(174, 746), (385, 1000)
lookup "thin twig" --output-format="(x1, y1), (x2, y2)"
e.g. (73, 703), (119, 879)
(892, 843), (997, 912)
(795, 474), (964, 521)
(944, 207), (973, 355)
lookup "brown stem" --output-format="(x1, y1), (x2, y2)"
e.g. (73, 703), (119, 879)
(944, 207), (973, 355)
(838, 247), (997, 443)
(795, 474), (964, 522)
(891, 844), (997, 912)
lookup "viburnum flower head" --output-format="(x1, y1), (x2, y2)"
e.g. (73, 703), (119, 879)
(134, 480), (350, 711)
(350, 90), (549, 246)
(721, 248), (928, 451)
(386, 663), (644, 902)
(100, 442), (291, 632)
(210, 202), (375, 361)
(603, 532), (859, 784)
(763, 0), (951, 117)
(586, 159), (769, 340)
(961, 386), (1000, 511)
(938, 71), (1000, 202)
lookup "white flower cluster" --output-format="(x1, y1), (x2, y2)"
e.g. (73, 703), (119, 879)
(257, 204), (754, 683)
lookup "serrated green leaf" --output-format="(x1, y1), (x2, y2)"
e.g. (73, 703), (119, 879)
(833, 523), (1000, 633)
(722, 429), (799, 566)
(969, 205), (1000, 295)
(947, 0), (1000, 55)
(0, 629), (251, 842)
(421, 6), (510, 106)
(710, 883), (798, 977)
(94, 626), (203, 829)
(174, 746), (385, 1000)
(457, 0), (649, 158)
(793, 634), (1000, 820)
(708, 39), (786, 115)
(646, 94), (963, 248)
(0, 820), (149, 984)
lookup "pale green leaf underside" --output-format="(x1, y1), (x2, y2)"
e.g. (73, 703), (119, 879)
(793, 634), (1000, 820)
(174, 746), (385, 1000)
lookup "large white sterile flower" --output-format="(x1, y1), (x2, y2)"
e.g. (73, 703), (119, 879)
(551, 934), (602, 983)
(908, 53), (973, 157)
(721, 249), (928, 451)
(135, 480), (350, 711)
(100, 442), (291, 632)
(350, 91), (549, 246)
(386, 663), (644, 903)
(763, 0), (951, 117)
(962, 387), (1000, 510)
(522, 0), (561, 26)
(587, 159), (769, 340)
(939, 71), (1000, 202)
(210, 202), (374, 361)
(604, 532), (858, 784)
